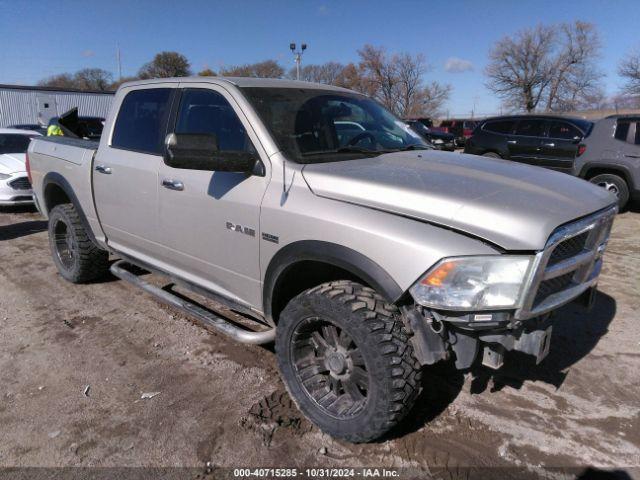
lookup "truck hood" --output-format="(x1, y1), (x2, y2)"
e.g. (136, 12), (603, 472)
(0, 153), (26, 175)
(301, 151), (616, 250)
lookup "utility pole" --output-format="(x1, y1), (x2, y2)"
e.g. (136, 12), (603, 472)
(116, 44), (122, 82)
(290, 42), (307, 80)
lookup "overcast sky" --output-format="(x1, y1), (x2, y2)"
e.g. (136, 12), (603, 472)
(1, 0), (639, 115)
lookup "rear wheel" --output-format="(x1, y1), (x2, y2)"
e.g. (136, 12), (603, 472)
(48, 204), (109, 283)
(482, 152), (502, 159)
(589, 173), (629, 209)
(276, 280), (422, 443)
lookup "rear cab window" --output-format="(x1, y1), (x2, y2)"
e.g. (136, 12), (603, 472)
(111, 88), (173, 155)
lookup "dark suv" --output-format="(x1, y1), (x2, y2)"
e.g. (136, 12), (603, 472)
(464, 115), (593, 173)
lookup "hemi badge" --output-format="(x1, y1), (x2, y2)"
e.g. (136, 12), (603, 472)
(262, 233), (279, 244)
(474, 314), (493, 321)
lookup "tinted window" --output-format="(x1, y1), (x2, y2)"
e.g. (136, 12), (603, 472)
(483, 120), (514, 134)
(0, 134), (35, 154)
(175, 89), (252, 152)
(636, 123), (640, 145)
(514, 119), (547, 137)
(615, 121), (630, 142)
(112, 88), (172, 154)
(548, 121), (581, 140)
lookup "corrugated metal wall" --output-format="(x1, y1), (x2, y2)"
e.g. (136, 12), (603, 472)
(0, 87), (113, 127)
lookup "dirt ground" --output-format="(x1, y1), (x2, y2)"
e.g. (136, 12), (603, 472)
(0, 206), (638, 479)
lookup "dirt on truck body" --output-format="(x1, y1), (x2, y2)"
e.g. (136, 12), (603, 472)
(0, 206), (638, 478)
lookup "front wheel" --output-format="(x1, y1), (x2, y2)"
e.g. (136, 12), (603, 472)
(276, 281), (422, 443)
(482, 152), (502, 159)
(589, 173), (629, 209)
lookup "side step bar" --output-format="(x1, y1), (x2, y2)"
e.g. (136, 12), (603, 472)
(109, 260), (276, 345)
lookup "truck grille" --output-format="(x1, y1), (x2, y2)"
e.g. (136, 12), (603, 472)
(516, 206), (616, 319)
(547, 230), (589, 266)
(8, 177), (31, 190)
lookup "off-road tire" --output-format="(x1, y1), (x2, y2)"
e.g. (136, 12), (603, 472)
(276, 280), (422, 443)
(589, 173), (629, 210)
(48, 203), (109, 283)
(482, 152), (502, 159)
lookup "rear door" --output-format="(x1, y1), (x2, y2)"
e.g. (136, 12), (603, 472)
(508, 119), (547, 164)
(538, 120), (583, 172)
(93, 85), (177, 260)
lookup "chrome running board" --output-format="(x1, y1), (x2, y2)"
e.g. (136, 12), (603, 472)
(109, 260), (275, 345)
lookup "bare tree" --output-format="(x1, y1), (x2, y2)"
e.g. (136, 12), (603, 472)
(619, 50), (640, 96)
(73, 68), (113, 91)
(197, 68), (217, 77)
(291, 62), (346, 84)
(219, 60), (284, 78)
(138, 51), (191, 79)
(544, 22), (602, 111)
(486, 22), (603, 112)
(356, 45), (450, 117)
(485, 25), (556, 112)
(38, 73), (77, 90)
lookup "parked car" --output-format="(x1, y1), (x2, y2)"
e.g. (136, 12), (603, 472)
(405, 120), (456, 151)
(28, 77), (616, 443)
(574, 115), (640, 209)
(0, 128), (41, 206)
(464, 115), (594, 174)
(439, 118), (478, 146)
(8, 123), (48, 136)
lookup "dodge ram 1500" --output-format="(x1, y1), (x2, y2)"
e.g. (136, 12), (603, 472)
(28, 77), (617, 442)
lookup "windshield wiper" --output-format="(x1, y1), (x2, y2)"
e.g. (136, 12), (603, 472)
(301, 146), (386, 156)
(392, 144), (432, 151)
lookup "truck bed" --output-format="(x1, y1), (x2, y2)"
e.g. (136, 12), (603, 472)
(28, 135), (105, 244)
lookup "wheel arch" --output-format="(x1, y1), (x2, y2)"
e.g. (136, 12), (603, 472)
(579, 163), (636, 192)
(41, 173), (99, 245)
(263, 241), (405, 324)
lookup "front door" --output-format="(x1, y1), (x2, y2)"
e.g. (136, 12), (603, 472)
(157, 85), (270, 309)
(508, 118), (547, 165)
(93, 86), (176, 261)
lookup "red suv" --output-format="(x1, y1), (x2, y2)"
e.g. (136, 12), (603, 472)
(438, 119), (479, 147)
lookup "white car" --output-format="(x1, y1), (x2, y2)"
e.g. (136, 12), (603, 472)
(0, 128), (41, 206)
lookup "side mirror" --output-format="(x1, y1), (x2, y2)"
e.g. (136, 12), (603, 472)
(164, 133), (258, 173)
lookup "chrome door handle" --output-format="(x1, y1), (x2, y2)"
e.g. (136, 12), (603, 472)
(542, 143), (555, 147)
(507, 140), (517, 144)
(624, 154), (640, 159)
(95, 165), (112, 174)
(162, 179), (184, 191)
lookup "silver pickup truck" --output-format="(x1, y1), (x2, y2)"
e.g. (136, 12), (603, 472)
(27, 77), (617, 442)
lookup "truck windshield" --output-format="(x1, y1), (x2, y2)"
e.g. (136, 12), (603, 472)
(240, 87), (428, 163)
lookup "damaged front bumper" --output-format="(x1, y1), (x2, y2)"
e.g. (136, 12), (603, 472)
(402, 285), (596, 370)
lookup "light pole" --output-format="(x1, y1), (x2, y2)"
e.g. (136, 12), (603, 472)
(290, 42), (307, 80)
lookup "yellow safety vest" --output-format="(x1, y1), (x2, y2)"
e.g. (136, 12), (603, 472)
(47, 125), (64, 136)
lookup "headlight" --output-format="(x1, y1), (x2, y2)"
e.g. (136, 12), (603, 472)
(409, 256), (533, 310)
(0, 173), (10, 180)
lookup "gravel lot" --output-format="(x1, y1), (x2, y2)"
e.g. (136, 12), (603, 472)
(0, 205), (638, 479)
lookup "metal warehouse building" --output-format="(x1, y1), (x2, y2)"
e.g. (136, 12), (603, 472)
(0, 84), (114, 127)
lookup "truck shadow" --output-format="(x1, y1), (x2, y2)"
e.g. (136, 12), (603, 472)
(386, 291), (616, 439)
(0, 220), (47, 241)
(470, 291), (616, 393)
